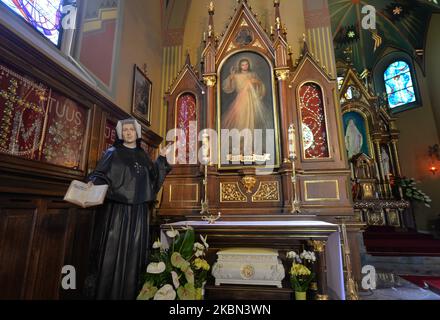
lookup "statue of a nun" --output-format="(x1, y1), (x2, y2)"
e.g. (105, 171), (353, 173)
(84, 118), (172, 300)
(345, 119), (364, 159)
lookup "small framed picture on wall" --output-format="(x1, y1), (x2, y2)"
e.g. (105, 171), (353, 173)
(132, 64), (152, 127)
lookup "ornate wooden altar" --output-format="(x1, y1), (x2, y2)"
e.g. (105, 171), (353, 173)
(338, 63), (411, 228)
(159, 0), (363, 291)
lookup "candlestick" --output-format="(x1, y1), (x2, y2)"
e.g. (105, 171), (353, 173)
(288, 124), (297, 159)
(288, 124), (300, 214)
(201, 132), (210, 164)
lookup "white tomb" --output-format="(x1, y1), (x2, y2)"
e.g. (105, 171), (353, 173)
(212, 248), (285, 288)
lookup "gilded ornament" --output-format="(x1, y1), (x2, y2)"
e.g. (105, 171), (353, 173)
(203, 75), (217, 87)
(252, 182), (280, 202)
(220, 183), (247, 202)
(241, 176), (257, 194)
(308, 240), (326, 253)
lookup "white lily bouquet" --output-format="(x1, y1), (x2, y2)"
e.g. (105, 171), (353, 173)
(137, 226), (210, 300)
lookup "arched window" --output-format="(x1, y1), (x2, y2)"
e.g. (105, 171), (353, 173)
(383, 61), (417, 109)
(299, 82), (330, 159)
(176, 93), (197, 164)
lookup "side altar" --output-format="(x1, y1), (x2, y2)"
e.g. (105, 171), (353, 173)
(157, 0), (364, 295)
(161, 220), (345, 300)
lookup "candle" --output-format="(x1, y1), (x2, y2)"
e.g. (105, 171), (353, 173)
(203, 32), (206, 41)
(202, 132), (210, 162)
(288, 124), (296, 158)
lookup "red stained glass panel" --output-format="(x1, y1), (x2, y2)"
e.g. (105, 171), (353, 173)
(299, 83), (330, 159)
(176, 93), (197, 164)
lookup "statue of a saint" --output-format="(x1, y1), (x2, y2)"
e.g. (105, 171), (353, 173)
(381, 147), (391, 177)
(345, 119), (363, 159)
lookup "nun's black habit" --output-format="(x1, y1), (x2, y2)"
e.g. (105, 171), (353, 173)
(84, 122), (171, 300)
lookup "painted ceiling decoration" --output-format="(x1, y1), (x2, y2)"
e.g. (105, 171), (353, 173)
(329, 0), (439, 74)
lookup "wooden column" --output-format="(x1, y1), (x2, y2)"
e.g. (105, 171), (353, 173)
(373, 138), (387, 198)
(390, 139), (402, 178)
(276, 69), (295, 211)
(309, 240), (329, 300)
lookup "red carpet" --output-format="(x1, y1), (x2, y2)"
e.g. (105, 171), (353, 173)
(363, 227), (440, 256)
(400, 275), (440, 295)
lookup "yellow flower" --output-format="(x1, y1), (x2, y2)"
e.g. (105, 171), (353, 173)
(290, 263), (311, 276)
(193, 258), (210, 271)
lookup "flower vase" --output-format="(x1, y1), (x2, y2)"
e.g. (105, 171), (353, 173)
(295, 291), (307, 300)
(196, 282), (207, 300)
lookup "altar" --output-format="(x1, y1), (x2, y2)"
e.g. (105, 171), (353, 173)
(161, 220), (346, 300)
(158, 0), (364, 294)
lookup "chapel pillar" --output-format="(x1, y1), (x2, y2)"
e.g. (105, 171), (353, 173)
(309, 240), (329, 300)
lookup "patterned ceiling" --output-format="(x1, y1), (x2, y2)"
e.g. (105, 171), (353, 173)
(329, 0), (440, 73)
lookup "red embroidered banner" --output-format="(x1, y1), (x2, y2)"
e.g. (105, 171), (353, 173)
(0, 65), (48, 159)
(299, 83), (330, 159)
(40, 91), (88, 169)
(0, 63), (88, 169)
(104, 118), (117, 151)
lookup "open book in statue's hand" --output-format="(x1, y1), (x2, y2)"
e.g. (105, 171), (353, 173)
(64, 180), (108, 208)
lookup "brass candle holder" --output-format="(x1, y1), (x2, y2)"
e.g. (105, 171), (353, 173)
(200, 132), (221, 224)
(288, 124), (301, 214)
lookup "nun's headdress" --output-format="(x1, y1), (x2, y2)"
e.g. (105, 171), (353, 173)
(116, 118), (142, 140)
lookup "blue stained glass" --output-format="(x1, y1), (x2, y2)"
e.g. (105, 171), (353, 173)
(1, 0), (63, 45)
(384, 61), (410, 81)
(384, 61), (416, 109)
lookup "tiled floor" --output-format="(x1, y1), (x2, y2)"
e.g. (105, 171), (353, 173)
(360, 277), (440, 300)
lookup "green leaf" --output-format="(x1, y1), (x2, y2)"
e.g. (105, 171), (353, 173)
(174, 229), (195, 260)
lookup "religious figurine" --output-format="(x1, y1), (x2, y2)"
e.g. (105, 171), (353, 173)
(381, 147), (391, 177)
(84, 118), (172, 300)
(345, 119), (363, 159)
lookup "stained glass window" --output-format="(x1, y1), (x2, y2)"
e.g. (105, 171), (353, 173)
(384, 61), (416, 109)
(0, 0), (64, 45)
(176, 93), (197, 164)
(300, 83), (330, 159)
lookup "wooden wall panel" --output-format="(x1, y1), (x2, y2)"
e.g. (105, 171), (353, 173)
(25, 207), (71, 299)
(0, 205), (36, 299)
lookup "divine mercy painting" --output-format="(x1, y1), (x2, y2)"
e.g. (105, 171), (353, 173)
(219, 51), (278, 168)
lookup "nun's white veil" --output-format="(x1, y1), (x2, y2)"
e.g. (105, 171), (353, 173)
(116, 119), (142, 140)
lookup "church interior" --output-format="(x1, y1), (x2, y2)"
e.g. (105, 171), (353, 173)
(1, 0), (440, 301)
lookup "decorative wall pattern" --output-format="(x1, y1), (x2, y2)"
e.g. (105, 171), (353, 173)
(299, 82), (330, 159)
(0, 63), (88, 169)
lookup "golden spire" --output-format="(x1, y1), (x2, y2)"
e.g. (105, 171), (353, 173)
(208, 1), (215, 14)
